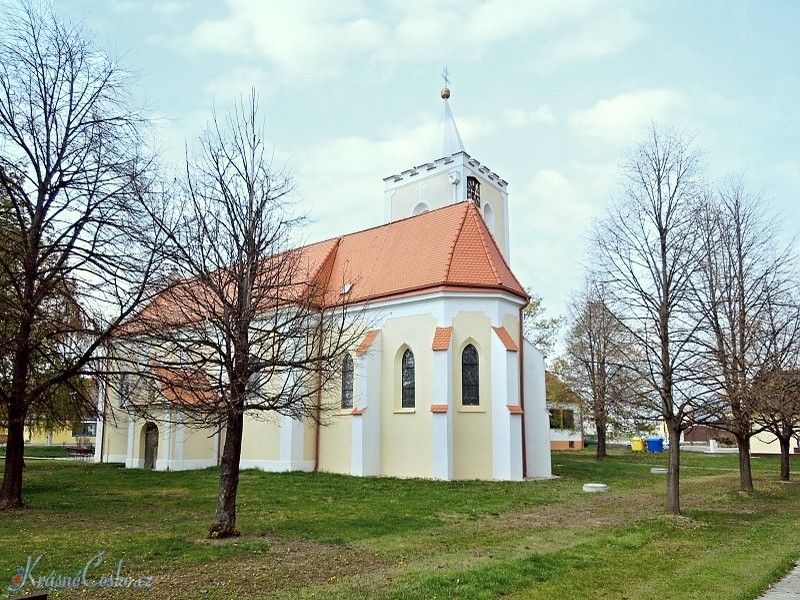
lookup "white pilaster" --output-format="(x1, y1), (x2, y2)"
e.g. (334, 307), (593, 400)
(125, 417), (141, 468)
(523, 339), (553, 479)
(156, 416), (172, 471)
(279, 413), (305, 471)
(93, 379), (106, 463)
(350, 333), (382, 476)
(491, 331), (523, 480)
(431, 345), (453, 480)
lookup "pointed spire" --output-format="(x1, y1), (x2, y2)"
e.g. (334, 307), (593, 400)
(441, 67), (465, 156)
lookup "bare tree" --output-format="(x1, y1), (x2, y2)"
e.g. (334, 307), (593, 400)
(752, 292), (800, 481)
(594, 125), (704, 514)
(522, 287), (561, 359)
(124, 93), (361, 538)
(691, 179), (797, 491)
(0, 2), (158, 509)
(562, 279), (638, 460)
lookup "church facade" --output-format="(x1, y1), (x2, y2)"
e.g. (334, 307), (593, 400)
(94, 90), (553, 481)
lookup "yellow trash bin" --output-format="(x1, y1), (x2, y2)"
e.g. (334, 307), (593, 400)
(631, 437), (646, 452)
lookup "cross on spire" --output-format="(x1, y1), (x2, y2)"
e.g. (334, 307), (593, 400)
(441, 65), (451, 88)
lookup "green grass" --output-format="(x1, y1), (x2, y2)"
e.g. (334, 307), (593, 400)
(0, 445), (71, 458)
(1, 450), (799, 599)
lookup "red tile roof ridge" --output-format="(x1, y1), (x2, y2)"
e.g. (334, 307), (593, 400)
(468, 203), (503, 286)
(431, 326), (453, 351)
(492, 325), (519, 351)
(443, 203), (472, 283)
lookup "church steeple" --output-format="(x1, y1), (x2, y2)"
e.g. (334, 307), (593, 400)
(382, 72), (512, 261)
(441, 73), (465, 156)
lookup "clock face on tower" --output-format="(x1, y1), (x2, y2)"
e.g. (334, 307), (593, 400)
(466, 176), (481, 208)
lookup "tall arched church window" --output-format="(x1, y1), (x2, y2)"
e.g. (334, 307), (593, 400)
(341, 354), (354, 409)
(483, 203), (495, 233)
(466, 176), (481, 208)
(401, 349), (415, 408)
(462, 344), (479, 406)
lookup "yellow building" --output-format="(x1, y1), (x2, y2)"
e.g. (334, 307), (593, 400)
(95, 89), (553, 481)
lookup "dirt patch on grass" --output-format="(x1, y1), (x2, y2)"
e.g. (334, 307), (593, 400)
(158, 534), (385, 599)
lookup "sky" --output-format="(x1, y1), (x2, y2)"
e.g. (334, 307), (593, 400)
(49, 0), (800, 329)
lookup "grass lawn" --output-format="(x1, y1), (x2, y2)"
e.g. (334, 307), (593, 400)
(1, 450), (799, 599)
(0, 445), (72, 459)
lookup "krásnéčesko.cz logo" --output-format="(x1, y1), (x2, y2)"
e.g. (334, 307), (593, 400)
(7, 550), (154, 593)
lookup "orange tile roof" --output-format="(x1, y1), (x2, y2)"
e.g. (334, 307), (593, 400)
(431, 327), (452, 351)
(322, 202), (526, 306)
(430, 404), (449, 413)
(492, 326), (519, 351)
(122, 202), (527, 332)
(507, 405), (524, 415)
(356, 330), (380, 356)
(151, 366), (220, 408)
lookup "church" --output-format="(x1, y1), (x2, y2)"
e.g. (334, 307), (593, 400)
(94, 87), (553, 481)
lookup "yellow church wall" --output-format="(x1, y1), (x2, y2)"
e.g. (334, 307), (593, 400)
(317, 409), (353, 474)
(451, 311), (494, 479)
(475, 175), (507, 256)
(240, 414), (281, 462)
(379, 313), (436, 478)
(304, 419), (316, 462)
(502, 314), (521, 346)
(181, 424), (219, 462)
(102, 411), (130, 461)
(316, 359), (356, 474)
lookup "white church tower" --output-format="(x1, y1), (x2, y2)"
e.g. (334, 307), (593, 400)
(382, 79), (512, 261)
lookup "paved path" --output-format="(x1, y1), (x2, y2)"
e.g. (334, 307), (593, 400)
(760, 562), (800, 598)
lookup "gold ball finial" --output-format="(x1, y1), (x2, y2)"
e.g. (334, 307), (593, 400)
(441, 87), (450, 100)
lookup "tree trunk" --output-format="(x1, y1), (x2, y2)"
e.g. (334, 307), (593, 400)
(779, 436), (791, 482)
(666, 421), (681, 515)
(735, 434), (754, 492)
(0, 402), (27, 510)
(596, 421), (607, 461)
(209, 410), (244, 538)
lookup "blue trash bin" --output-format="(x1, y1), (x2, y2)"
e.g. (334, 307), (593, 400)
(646, 436), (664, 453)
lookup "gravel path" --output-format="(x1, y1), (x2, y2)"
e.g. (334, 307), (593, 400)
(760, 562), (800, 599)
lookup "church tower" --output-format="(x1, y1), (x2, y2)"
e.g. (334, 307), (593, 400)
(383, 80), (511, 261)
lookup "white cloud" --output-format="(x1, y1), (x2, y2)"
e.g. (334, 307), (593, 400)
(203, 66), (274, 99)
(188, 1), (387, 80)
(503, 105), (555, 128)
(184, 0), (638, 82)
(153, 2), (186, 16)
(509, 163), (616, 314)
(569, 88), (687, 149)
(538, 8), (644, 69)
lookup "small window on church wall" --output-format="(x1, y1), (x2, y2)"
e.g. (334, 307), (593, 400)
(462, 344), (479, 406)
(401, 349), (415, 408)
(412, 202), (429, 216)
(483, 203), (495, 233)
(466, 176), (481, 207)
(341, 354), (354, 409)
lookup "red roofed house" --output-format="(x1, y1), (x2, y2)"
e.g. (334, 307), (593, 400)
(95, 89), (553, 481)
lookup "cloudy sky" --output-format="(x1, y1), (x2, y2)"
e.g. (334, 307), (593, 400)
(53, 0), (800, 326)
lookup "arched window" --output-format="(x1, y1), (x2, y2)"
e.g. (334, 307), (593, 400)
(341, 355), (354, 409)
(483, 203), (495, 233)
(467, 176), (481, 207)
(412, 202), (430, 216)
(462, 344), (479, 406)
(401, 349), (415, 408)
